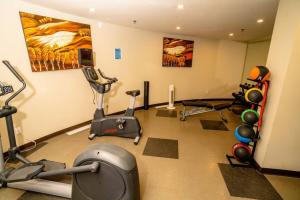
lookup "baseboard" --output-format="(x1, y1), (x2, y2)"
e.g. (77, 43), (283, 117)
(253, 159), (300, 178)
(3, 120), (91, 158)
(3, 98), (233, 157)
(261, 168), (300, 178)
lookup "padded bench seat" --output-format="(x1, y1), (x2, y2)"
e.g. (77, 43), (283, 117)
(182, 101), (231, 110)
(182, 101), (210, 107)
(213, 103), (231, 110)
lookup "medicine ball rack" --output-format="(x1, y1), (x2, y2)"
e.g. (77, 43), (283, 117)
(226, 80), (270, 168)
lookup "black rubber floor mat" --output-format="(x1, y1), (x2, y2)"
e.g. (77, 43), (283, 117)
(143, 137), (178, 159)
(200, 120), (229, 131)
(218, 163), (283, 200)
(156, 110), (177, 118)
(18, 192), (68, 200)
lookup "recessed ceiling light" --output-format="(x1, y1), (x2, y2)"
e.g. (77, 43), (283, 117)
(229, 33), (234, 37)
(89, 8), (95, 12)
(177, 4), (184, 9)
(257, 19), (264, 23)
(176, 26), (181, 30)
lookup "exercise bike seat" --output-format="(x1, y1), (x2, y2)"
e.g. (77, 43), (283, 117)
(126, 90), (140, 97)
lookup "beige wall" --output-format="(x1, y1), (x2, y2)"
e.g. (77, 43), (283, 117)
(242, 41), (271, 82)
(0, 0), (246, 151)
(254, 0), (300, 171)
(263, 27), (300, 170)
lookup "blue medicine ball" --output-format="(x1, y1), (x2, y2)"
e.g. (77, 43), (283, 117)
(234, 125), (255, 144)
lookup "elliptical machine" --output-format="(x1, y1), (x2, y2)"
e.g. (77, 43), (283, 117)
(0, 60), (140, 200)
(79, 49), (142, 145)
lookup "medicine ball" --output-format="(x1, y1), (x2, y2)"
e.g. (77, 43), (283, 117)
(232, 143), (251, 163)
(241, 109), (259, 125)
(245, 88), (263, 103)
(234, 125), (255, 144)
(248, 66), (270, 82)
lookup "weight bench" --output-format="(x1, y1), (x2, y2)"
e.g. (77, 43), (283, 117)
(180, 100), (231, 122)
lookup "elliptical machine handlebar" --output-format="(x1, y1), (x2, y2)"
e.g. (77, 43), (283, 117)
(3, 61), (25, 83)
(2, 60), (26, 106)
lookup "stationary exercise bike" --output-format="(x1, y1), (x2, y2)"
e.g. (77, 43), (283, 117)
(79, 49), (142, 145)
(0, 60), (140, 200)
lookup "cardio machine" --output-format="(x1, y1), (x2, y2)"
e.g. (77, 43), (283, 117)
(0, 60), (140, 200)
(78, 48), (142, 145)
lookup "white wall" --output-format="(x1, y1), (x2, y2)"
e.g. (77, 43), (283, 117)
(0, 0), (246, 151)
(242, 41), (270, 82)
(254, 0), (300, 171)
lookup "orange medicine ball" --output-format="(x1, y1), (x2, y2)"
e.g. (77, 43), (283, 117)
(248, 66), (270, 82)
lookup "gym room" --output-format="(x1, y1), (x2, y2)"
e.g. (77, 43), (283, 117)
(0, 0), (299, 199)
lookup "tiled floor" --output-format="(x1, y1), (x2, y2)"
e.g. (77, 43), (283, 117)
(1, 107), (300, 200)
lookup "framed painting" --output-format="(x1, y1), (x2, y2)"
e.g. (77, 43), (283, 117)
(19, 12), (93, 72)
(162, 37), (194, 67)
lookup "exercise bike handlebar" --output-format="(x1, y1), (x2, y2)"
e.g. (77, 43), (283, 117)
(97, 69), (118, 83)
(2, 60), (26, 106)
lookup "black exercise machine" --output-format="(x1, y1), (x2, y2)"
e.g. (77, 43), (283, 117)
(78, 48), (142, 145)
(0, 60), (140, 200)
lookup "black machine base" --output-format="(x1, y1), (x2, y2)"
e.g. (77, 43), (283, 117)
(226, 154), (255, 168)
(90, 116), (142, 145)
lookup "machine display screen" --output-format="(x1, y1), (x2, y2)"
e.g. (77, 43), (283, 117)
(0, 85), (13, 96)
(78, 48), (94, 66)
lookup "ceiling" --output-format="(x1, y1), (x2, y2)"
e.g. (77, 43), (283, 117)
(24, 0), (279, 42)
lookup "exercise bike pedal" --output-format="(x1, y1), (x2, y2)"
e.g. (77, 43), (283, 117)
(134, 136), (140, 145)
(88, 133), (96, 140)
(116, 118), (126, 130)
(38, 159), (66, 172)
(180, 116), (186, 121)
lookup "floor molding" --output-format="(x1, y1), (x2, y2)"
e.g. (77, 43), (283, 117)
(3, 120), (91, 158)
(3, 98), (234, 158)
(260, 167), (300, 178)
(253, 159), (300, 178)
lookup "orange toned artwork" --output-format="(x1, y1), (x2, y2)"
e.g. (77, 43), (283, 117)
(19, 12), (92, 72)
(162, 37), (194, 67)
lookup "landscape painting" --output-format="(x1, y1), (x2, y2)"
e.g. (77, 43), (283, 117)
(162, 37), (194, 67)
(19, 12), (92, 72)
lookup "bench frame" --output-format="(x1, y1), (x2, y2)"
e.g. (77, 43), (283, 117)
(180, 101), (231, 122)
